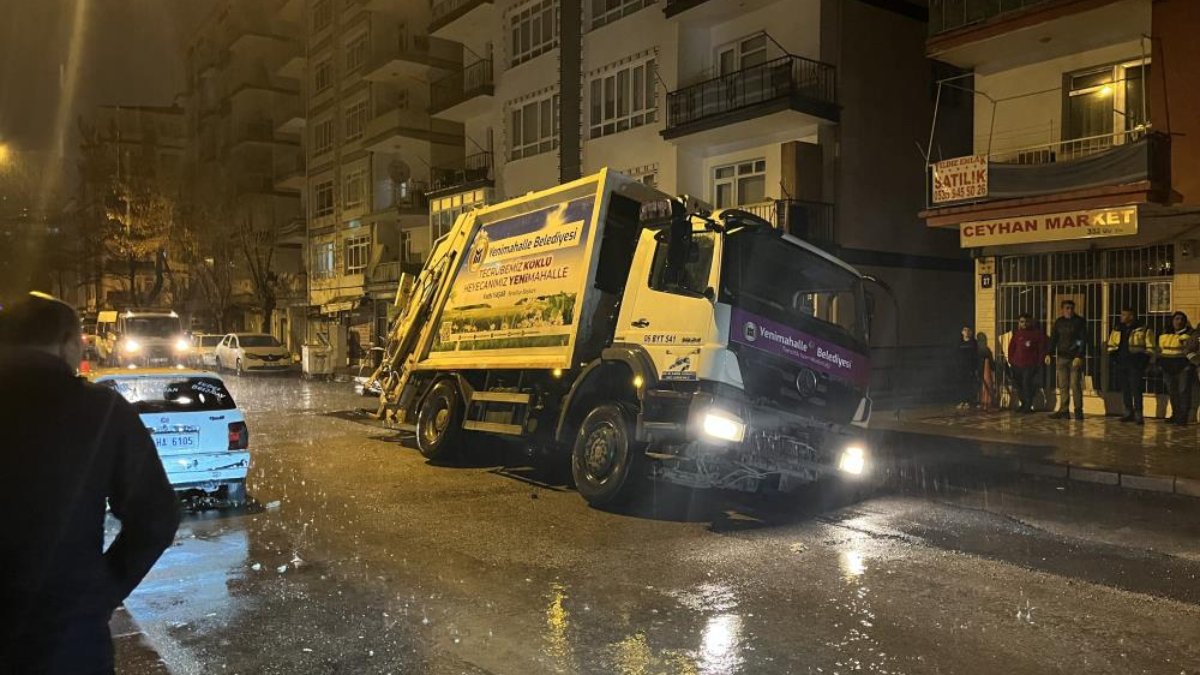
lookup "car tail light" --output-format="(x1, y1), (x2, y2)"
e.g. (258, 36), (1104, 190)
(228, 421), (249, 450)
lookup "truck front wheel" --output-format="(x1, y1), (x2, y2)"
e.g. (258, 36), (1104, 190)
(416, 379), (463, 462)
(571, 404), (647, 509)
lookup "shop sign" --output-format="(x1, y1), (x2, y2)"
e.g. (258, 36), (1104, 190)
(932, 155), (988, 204)
(960, 206), (1138, 248)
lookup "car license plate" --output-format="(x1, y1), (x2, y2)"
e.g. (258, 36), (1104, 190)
(154, 433), (199, 450)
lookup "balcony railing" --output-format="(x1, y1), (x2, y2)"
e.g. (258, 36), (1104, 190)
(739, 199), (836, 246)
(928, 0), (1055, 36)
(430, 151), (493, 194)
(925, 129), (1170, 208)
(664, 54), (838, 135)
(430, 59), (493, 113)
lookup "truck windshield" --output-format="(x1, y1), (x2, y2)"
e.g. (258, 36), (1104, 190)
(124, 317), (182, 338)
(720, 228), (868, 345)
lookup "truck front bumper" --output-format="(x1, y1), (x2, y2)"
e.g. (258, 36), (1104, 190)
(638, 388), (869, 489)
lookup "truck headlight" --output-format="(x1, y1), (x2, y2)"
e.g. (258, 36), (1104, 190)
(174, 338), (190, 353)
(838, 445), (866, 476)
(122, 339), (141, 354)
(701, 410), (746, 443)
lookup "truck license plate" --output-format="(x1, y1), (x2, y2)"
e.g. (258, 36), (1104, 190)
(155, 433), (199, 449)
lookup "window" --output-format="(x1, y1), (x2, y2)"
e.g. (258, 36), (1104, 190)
(400, 230), (414, 262)
(510, 93), (559, 160)
(313, 0), (332, 31)
(1064, 60), (1151, 157)
(346, 33), (368, 73)
(589, 58), (656, 139)
(345, 236), (370, 273)
(430, 190), (489, 241)
(345, 100), (368, 141)
(313, 240), (335, 276)
(717, 34), (768, 76)
(648, 232), (716, 297)
(313, 118), (335, 154)
(590, 0), (654, 29)
(100, 376), (237, 413)
(314, 180), (335, 217)
(712, 159), (766, 208)
(314, 59), (333, 93)
(344, 169), (365, 209)
(510, 0), (558, 67)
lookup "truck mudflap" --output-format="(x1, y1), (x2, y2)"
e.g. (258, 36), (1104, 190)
(641, 389), (868, 492)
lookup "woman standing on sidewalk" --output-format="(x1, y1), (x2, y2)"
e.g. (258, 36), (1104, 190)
(977, 332), (997, 411)
(956, 326), (978, 409)
(1157, 311), (1196, 426)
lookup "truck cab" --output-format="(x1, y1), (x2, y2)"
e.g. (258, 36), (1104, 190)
(99, 309), (190, 368)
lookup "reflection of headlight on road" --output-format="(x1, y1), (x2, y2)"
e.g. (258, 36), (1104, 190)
(838, 445), (866, 475)
(174, 338), (190, 352)
(122, 339), (141, 354)
(702, 410), (746, 443)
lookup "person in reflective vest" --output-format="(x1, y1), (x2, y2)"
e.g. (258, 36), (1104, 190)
(1157, 311), (1196, 425)
(1106, 307), (1155, 424)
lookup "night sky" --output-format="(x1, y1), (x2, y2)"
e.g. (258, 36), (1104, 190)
(0, 0), (214, 156)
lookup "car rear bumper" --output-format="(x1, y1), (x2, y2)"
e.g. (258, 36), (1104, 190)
(162, 452), (250, 488)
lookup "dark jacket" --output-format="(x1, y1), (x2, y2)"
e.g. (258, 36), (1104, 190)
(1051, 315), (1088, 359)
(0, 349), (180, 665)
(956, 337), (977, 375)
(1007, 327), (1049, 369)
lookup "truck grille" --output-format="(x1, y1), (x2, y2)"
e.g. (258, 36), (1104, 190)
(732, 345), (861, 425)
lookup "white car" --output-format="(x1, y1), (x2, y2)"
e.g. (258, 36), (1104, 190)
(90, 369), (250, 504)
(190, 333), (223, 369)
(214, 333), (293, 375)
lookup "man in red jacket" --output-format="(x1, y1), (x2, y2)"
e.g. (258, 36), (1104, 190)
(1007, 313), (1050, 413)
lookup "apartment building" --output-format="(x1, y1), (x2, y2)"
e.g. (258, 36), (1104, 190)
(922, 0), (1200, 414)
(81, 104), (188, 311)
(295, 0), (465, 359)
(183, 0), (306, 345)
(425, 0), (970, 399)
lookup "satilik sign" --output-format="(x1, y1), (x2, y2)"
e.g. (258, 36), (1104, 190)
(932, 155), (988, 204)
(959, 205), (1138, 248)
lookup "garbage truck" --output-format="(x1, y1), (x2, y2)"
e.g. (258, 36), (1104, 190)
(367, 169), (874, 508)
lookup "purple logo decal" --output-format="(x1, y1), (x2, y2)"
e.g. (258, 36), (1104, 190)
(730, 308), (870, 388)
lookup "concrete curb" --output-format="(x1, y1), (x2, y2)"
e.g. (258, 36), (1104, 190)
(1015, 459), (1198, 497)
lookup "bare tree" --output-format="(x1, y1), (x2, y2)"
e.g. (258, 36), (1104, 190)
(237, 210), (291, 334)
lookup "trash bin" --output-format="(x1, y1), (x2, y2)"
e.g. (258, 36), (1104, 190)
(302, 343), (333, 380)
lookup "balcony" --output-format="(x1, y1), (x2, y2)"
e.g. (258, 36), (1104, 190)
(363, 32), (460, 83)
(274, 97), (305, 135)
(922, 130), (1171, 226)
(429, 59), (494, 122)
(273, 153), (305, 192)
(664, 0), (778, 23)
(929, 0), (1056, 35)
(232, 119), (297, 148)
(430, 151), (494, 197)
(662, 54), (838, 148)
(739, 199), (836, 248)
(428, 0), (495, 44)
(363, 107), (462, 155)
(926, 0), (1150, 70)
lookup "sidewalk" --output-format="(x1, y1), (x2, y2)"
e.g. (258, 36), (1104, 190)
(870, 405), (1200, 496)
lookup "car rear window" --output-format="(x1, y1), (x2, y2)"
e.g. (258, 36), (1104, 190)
(100, 376), (237, 412)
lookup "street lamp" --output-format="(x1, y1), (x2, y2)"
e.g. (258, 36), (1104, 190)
(0, 142), (10, 168)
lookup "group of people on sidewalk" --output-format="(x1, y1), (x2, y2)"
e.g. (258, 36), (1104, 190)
(957, 300), (1200, 425)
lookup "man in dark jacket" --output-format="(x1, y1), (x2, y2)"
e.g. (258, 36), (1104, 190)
(1006, 313), (1049, 413)
(1106, 307), (1154, 424)
(1048, 299), (1089, 420)
(0, 295), (180, 674)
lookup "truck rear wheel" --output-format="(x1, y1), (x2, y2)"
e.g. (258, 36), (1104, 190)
(416, 379), (463, 462)
(571, 403), (647, 509)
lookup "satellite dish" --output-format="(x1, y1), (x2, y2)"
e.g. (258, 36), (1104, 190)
(388, 159), (411, 184)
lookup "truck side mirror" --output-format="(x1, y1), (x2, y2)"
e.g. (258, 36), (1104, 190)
(703, 287), (716, 302)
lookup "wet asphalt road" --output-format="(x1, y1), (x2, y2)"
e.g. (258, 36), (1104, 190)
(111, 377), (1200, 675)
